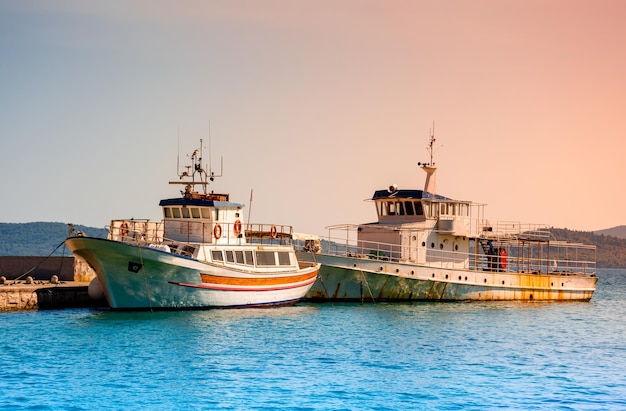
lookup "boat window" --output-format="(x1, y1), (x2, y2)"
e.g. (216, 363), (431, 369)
(244, 250), (254, 265)
(201, 208), (211, 219)
(376, 202), (383, 216)
(235, 250), (244, 264)
(277, 252), (291, 266)
(182, 207), (190, 218)
(256, 251), (276, 266)
(398, 201), (405, 215)
(405, 201), (414, 216)
(414, 201), (424, 216)
(211, 250), (223, 262)
(225, 250), (234, 263)
(172, 208), (181, 218)
(215, 208), (220, 221)
(164, 207), (172, 218)
(191, 208), (201, 218)
(388, 202), (396, 215)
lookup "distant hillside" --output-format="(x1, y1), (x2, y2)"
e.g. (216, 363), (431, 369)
(1, 222), (625, 267)
(594, 225), (626, 239)
(551, 228), (626, 268)
(0, 222), (107, 256)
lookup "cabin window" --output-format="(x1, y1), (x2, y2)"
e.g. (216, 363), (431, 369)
(256, 251), (276, 266)
(376, 202), (383, 216)
(398, 201), (405, 215)
(379, 202), (387, 216)
(201, 208), (211, 219)
(244, 250), (254, 265)
(414, 201), (424, 216)
(388, 202), (397, 215)
(172, 208), (181, 218)
(277, 252), (291, 266)
(235, 250), (244, 264)
(215, 208), (220, 221)
(164, 207), (172, 218)
(225, 250), (234, 263)
(405, 201), (414, 216)
(191, 208), (201, 218)
(182, 207), (190, 218)
(211, 250), (223, 262)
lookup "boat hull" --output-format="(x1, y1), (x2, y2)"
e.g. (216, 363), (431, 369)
(297, 252), (597, 302)
(66, 237), (318, 309)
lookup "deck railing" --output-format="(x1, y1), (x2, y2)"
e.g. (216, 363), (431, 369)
(294, 224), (596, 276)
(107, 219), (295, 251)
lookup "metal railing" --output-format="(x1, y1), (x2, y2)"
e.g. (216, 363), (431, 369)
(107, 219), (295, 250)
(294, 224), (596, 276)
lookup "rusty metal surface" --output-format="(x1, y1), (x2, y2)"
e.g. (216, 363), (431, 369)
(298, 252), (597, 302)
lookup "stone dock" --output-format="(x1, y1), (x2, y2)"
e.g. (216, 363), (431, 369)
(0, 256), (108, 311)
(0, 281), (107, 311)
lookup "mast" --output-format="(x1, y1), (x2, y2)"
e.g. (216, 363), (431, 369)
(418, 126), (438, 194)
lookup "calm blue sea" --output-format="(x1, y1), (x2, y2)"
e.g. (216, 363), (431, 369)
(1, 269), (625, 410)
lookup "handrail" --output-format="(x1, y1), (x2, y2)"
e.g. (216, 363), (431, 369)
(294, 225), (596, 276)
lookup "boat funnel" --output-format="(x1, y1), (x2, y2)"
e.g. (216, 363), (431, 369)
(420, 164), (437, 194)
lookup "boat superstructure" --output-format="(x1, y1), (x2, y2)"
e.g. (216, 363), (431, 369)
(296, 132), (597, 301)
(66, 140), (319, 309)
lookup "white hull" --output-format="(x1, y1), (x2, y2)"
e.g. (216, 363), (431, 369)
(297, 252), (597, 301)
(67, 237), (318, 309)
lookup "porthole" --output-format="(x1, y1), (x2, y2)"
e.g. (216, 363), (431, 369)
(431, 243), (435, 248)
(380, 266), (384, 271)
(484, 279), (487, 283)
(502, 280), (505, 285)
(412, 236), (417, 241)
(561, 283), (564, 287)
(395, 269), (399, 273)
(411, 270), (414, 275)
(432, 273), (435, 278)
(465, 276), (468, 281)
(439, 243), (443, 249)
(445, 274), (449, 279)
(422, 242), (426, 247)
(455, 245), (459, 251)
(354, 264), (357, 268)
(458, 276), (462, 280)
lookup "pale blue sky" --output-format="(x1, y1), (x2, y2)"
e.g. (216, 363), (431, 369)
(1, 0), (625, 235)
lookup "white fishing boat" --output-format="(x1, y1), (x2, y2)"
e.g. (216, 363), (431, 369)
(66, 140), (319, 309)
(296, 132), (597, 301)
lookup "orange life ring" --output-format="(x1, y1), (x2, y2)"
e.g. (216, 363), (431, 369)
(120, 222), (129, 237)
(233, 219), (242, 236)
(270, 225), (278, 239)
(499, 248), (507, 270)
(213, 224), (222, 240)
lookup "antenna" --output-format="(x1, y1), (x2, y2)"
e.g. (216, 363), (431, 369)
(176, 127), (180, 176)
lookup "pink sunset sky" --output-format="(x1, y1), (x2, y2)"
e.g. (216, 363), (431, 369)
(0, 0), (624, 235)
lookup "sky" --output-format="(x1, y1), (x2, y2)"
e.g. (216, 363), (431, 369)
(1, 0), (625, 236)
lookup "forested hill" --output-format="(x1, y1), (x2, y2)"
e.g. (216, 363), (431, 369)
(1, 222), (625, 268)
(0, 222), (107, 256)
(551, 228), (626, 269)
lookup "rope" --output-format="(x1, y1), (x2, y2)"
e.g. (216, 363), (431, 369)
(358, 265), (376, 303)
(13, 240), (67, 282)
(136, 245), (153, 312)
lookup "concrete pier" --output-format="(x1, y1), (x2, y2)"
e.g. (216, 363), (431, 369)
(0, 281), (106, 311)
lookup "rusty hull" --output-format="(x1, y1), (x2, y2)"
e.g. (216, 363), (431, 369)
(298, 252), (597, 302)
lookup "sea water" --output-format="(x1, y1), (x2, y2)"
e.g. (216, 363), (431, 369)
(1, 269), (625, 410)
